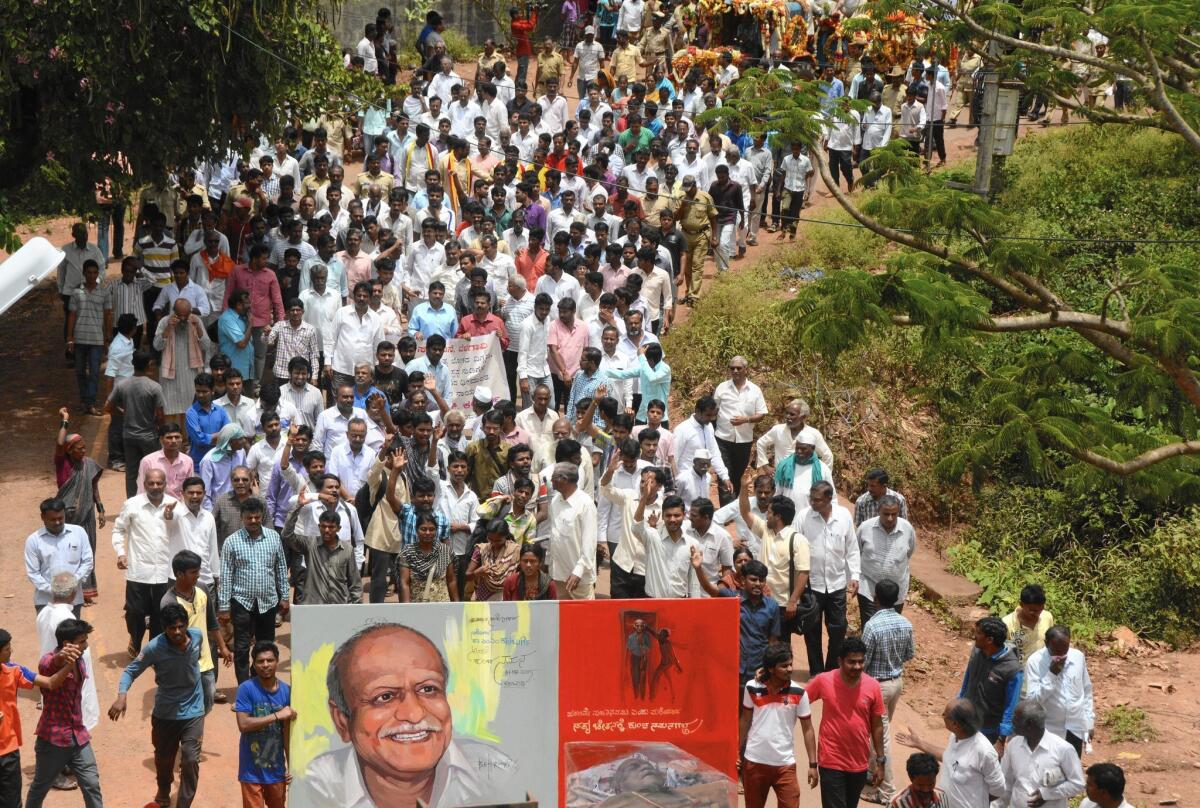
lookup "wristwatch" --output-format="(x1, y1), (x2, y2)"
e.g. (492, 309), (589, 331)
(875, 755), (888, 765)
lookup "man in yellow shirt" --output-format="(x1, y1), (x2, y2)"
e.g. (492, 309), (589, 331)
(534, 37), (565, 95)
(1002, 583), (1054, 692)
(611, 30), (645, 84)
(355, 154), (395, 197)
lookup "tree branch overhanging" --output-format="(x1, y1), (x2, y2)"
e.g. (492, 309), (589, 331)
(1069, 440), (1200, 475)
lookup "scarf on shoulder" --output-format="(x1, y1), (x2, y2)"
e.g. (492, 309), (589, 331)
(200, 248), (235, 280)
(160, 313), (206, 380)
(776, 452), (823, 490)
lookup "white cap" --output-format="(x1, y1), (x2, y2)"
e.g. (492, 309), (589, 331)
(474, 385), (493, 404)
(694, 449), (711, 461)
(794, 425), (820, 446)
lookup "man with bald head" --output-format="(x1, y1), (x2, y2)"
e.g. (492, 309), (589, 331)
(153, 295), (213, 425)
(896, 699), (1006, 808)
(113, 467), (177, 655)
(299, 622), (517, 807)
(713, 355), (768, 500)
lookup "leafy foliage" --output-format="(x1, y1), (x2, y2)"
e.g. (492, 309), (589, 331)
(704, 58), (1200, 497)
(0, 0), (385, 214)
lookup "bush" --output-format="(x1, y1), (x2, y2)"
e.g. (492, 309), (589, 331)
(949, 487), (1200, 645)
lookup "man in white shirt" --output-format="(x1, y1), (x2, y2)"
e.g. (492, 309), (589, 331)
(426, 56), (462, 105)
(1001, 701), (1085, 808)
(515, 383), (558, 457)
(924, 66), (949, 166)
(325, 282), (385, 388)
(896, 699), (1007, 808)
(713, 356), (767, 497)
(632, 492), (701, 599)
(856, 495), (916, 624)
(1081, 764), (1133, 808)
(777, 142), (813, 239)
(111, 468), (175, 654)
(756, 399), (833, 469)
(537, 78), (569, 134)
(518, 294), (555, 407)
(313, 386), (368, 455)
(25, 498), (95, 616)
(405, 219), (450, 306)
(900, 88), (929, 153)
(327, 417), (374, 496)
(1024, 626), (1094, 756)
(356, 23), (379, 74)
(569, 28), (607, 102)
(617, 0), (645, 36)
(673, 395), (734, 497)
(795, 480), (857, 675)
(858, 92), (893, 188)
(548, 462), (600, 599)
(825, 108), (862, 193)
(684, 498), (734, 593)
(164, 481), (222, 594)
(299, 265), (344, 361)
(447, 84), (482, 139)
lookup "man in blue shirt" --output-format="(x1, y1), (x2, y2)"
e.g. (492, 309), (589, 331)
(235, 640), (292, 807)
(404, 334), (452, 401)
(408, 281), (459, 344)
(109, 603), (205, 808)
(185, 372), (229, 465)
(695, 556), (782, 690)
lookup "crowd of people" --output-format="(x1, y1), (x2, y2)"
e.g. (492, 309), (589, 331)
(5, 2), (1134, 808)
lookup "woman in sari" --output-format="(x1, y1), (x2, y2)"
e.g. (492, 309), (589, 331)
(54, 407), (106, 601)
(502, 542), (558, 601)
(398, 512), (459, 602)
(466, 519), (521, 601)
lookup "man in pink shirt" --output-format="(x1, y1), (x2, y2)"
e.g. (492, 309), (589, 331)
(223, 244), (284, 391)
(457, 289), (510, 348)
(803, 636), (886, 808)
(136, 422), (195, 499)
(336, 229), (374, 287)
(547, 297), (588, 408)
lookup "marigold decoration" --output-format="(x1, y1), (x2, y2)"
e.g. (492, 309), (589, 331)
(671, 46), (744, 80)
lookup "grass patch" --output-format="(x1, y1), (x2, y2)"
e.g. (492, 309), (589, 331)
(1101, 705), (1157, 743)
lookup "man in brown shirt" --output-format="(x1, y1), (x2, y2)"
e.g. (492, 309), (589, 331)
(675, 176), (716, 303)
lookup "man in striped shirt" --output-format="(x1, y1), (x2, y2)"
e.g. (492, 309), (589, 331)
(740, 642), (818, 808)
(105, 256), (152, 346)
(66, 260), (110, 415)
(134, 210), (180, 338)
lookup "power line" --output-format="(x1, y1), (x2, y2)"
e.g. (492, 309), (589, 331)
(219, 21), (1200, 248)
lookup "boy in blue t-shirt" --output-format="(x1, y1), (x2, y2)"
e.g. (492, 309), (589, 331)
(235, 640), (293, 807)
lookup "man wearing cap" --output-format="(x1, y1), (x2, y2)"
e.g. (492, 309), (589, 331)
(882, 65), (908, 120)
(675, 175), (716, 304)
(569, 26), (607, 105)
(639, 14), (670, 78)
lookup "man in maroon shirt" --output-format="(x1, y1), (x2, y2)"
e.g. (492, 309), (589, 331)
(27, 619), (98, 807)
(223, 244), (285, 394)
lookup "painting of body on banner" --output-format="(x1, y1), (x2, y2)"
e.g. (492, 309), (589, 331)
(414, 334), (510, 412)
(558, 599), (740, 808)
(289, 602), (557, 808)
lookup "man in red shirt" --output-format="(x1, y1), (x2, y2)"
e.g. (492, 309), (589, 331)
(0, 627), (84, 804)
(457, 290), (510, 348)
(803, 636), (887, 808)
(223, 243), (285, 394)
(510, 5), (538, 88)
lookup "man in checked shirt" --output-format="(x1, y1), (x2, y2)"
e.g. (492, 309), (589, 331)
(862, 579), (915, 805)
(218, 498), (290, 684)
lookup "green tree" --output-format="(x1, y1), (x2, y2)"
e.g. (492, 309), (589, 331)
(702, 40), (1200, 494)
(0, 0), (384, 231)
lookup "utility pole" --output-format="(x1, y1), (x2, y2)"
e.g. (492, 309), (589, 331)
(973, 39), (1003, 197)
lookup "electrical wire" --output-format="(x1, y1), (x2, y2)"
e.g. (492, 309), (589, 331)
(219, 21), (1200, 248)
